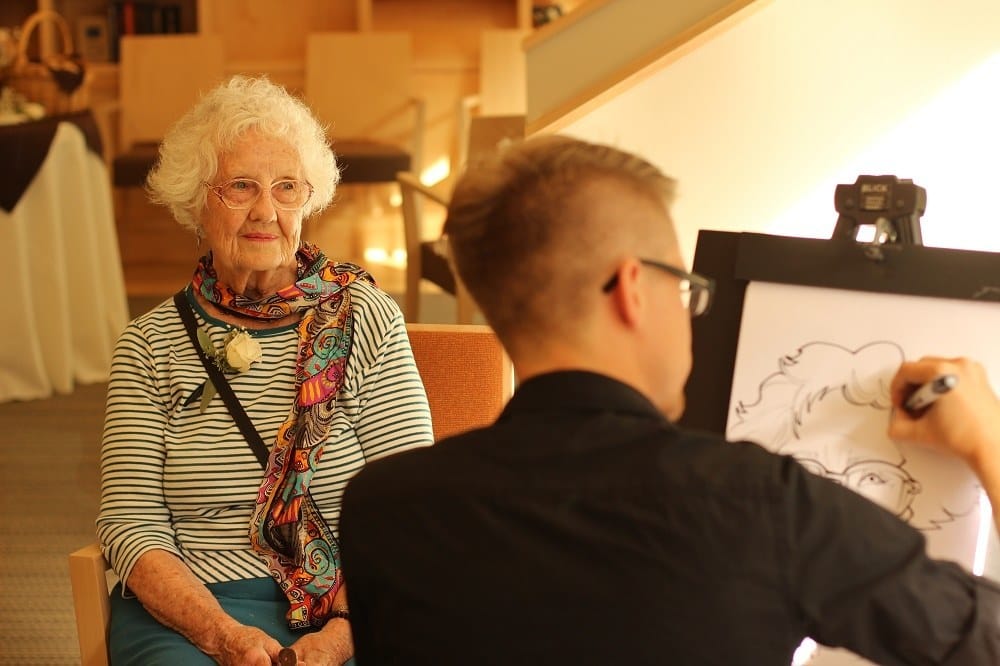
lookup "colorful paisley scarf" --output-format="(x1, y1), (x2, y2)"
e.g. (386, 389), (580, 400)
(192, 241), (374, 629)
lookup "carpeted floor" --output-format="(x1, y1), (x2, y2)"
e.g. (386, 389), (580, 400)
(0, 381), (106, 664)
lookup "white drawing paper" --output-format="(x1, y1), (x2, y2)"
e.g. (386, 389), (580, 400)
(725, 281), (1000, 666)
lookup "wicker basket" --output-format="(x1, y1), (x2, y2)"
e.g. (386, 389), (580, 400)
(7, 10), (90, 114)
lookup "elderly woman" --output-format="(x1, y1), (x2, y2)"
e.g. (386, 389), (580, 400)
(96, 75), (433, 665)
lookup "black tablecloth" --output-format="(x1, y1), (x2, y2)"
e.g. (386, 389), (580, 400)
(0, 110), (103, 212)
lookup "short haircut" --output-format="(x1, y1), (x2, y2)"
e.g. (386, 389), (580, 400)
(147, 75), (338, 234)
(444, 134), (676, 345)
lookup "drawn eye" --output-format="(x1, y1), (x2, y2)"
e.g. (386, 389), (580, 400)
(857, 472), (887, 487)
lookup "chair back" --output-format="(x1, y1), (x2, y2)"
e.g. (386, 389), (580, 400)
(479, 29), (530, 116)
(467, 114), (525, 164)
(118, 34), (225, 150)
(305, 32), (414, 145)
(456, 111), (525, 174)
(406, 323), (512, 440)
(397, 173), (477, 323)
(398, 170), (447, 255)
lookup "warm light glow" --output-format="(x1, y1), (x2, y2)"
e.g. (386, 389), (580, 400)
(363, 246), (407, 268)
(974, 490), (993, 576)
(854, 224), (876, 243)
(791, 638), (817, 665)
(389, 191), (402, 207)
(420, 157), (451, 187)
(767, 52), (1000, 252)
(363, 247), (389, 264)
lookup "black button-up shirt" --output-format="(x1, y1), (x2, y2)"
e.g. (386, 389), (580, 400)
(341, 371), (1000, 665)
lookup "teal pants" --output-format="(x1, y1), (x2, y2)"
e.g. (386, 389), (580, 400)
(109, 577), (356, 665)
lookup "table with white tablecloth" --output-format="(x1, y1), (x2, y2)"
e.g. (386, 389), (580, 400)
(0, 111), (129, 402)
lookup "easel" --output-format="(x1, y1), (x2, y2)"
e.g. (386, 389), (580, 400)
(679, 175), (1000, 435)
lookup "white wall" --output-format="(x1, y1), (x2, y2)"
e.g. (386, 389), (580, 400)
(562, 0), (1000, 265)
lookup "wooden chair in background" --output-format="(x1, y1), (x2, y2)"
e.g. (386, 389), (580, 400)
(68, 323), (512, 666)
(397, 171), (476, 324)
(477, 29), (530, 117)
(113, 34), (225, 195)
(465, 113), (525, 168)
(456, 28), (529, 171)
(455, 107), (525, 174)
(305, 32), (425, 186)
(399, 114), (524, 324)
(108, 34), (226, 290)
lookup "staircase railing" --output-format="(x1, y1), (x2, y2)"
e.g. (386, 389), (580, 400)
(524, 0), (764, 134)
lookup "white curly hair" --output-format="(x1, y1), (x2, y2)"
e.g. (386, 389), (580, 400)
(146, 75), (339, 234)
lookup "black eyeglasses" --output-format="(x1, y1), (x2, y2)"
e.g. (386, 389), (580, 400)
(602, 258), (716, 318)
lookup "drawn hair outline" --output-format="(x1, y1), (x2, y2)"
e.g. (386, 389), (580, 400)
(728, 341), (925, 520)
(729, 340), (901, 446)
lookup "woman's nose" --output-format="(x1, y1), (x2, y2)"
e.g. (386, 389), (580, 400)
(248, 189), (278, 221)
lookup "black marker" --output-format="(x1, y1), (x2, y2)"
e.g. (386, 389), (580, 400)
(905, 374), (958, 414)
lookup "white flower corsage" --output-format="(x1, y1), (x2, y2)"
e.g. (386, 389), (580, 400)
(197, 327), (263, 413)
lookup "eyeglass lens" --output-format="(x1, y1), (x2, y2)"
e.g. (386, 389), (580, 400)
(679, 281), (710, 317)
(214, 179), (311, 210)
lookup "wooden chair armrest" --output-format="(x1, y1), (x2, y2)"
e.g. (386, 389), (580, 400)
(456, 94), (482, 171)
(397, 170), (449, 207)
(69, 542), (112, 666)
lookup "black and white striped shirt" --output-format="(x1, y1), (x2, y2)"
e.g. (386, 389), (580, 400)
(97, 281), (433, 586)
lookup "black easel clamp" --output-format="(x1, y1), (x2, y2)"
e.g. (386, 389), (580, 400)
(832, 175), (926, 252)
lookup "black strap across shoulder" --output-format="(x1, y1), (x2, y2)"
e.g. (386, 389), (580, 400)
(174, 290), (270, 469)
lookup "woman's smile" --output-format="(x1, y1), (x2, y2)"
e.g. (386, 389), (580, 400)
(242, 232), (279, 242)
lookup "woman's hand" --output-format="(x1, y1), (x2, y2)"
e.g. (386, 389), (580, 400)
(126, 550), (285, 665)
(209, 623), (283, 665)
(286, 618), (354, 665)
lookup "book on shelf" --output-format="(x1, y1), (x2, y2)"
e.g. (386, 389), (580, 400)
(107, 1), (187, 62)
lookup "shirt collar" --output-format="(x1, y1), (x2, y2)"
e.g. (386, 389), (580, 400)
(501, 370), (670, 424)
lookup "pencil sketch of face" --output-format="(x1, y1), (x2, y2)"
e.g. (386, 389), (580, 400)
(790, 390), (921, 519)
(729, 341), (921, 521)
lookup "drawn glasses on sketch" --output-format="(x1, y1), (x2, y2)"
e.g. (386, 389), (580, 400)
(795, 457), (921, 519)
(601, 259), (716, 317)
